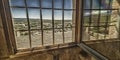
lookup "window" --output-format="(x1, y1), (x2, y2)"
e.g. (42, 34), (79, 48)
(80, 0), (120, 59)
(1, 0), (119, 59)
(81, 0), (119, 41)
(9, 0), (77, 50)
(78, 0), (120, 59)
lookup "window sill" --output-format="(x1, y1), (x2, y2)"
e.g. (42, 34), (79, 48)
(83, 38), (119, 44)
(9, 42), (77, 58)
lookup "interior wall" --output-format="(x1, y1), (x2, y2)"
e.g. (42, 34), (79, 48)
(0, 13), (10, 59)
(8, 47), (82, 60)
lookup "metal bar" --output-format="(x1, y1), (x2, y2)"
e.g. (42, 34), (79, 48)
(39, 0), (44, 45)
(80, 0), (84, 42)
(104, 0), (112, 39)
(24, 0), (32, 48)
(78, 43), (109, 60)
(96, 0), (102, 39)
(15, 27), (74, 31)
(10, 6), (76, 10)
(83, 25), (115, 27)
(84, 9), (118, 10)
(62, 0), (65, 43)
(84, 38), (119, 43)
(88, 0), (93, 40)
(84, 21), (117, 23)
(52, 0), (55, 45)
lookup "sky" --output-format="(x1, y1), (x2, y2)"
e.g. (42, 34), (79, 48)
(10, 0), (113, 19)
(10, 0), (73, 20)
(84, 0), (113, 16)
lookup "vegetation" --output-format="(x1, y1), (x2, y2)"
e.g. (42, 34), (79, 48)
(83, 15), (111, 34)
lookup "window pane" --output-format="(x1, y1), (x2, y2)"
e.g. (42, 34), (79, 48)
(42, 9), (53, 46)
(11, 8), (26, 18)
(28, 9), (40, 19)
(54, 10), (63, 44)
(28, 9), (40, 29)
(84, 0), (113, 9)
(11, 8), (30, 49)
(64, 11), (72, 20)
(82, 1), (120, 59)
(54, 10), (62, 20)
(64, 11), (73, 42)
(9, 0), (76, 49)
(28, 9), (42, 47)
(11, 8), (28, 30)
(92, 0), (100, 9)
(26, 0), (40, 7)
(42, 9), (52, 19)
(101, 0), (112, 9)
(54, 0), (62, 8)
(15, 30), (30, 49)
(42, 0), (52, 8)
(9, 0), (25, 6)
(31, 30), (42, 47)
(64, 0), (73, 9)
(84, 0), (91, 9)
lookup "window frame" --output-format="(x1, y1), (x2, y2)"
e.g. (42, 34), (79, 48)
(1, 0), (116, 59)
(0, 0), (81, 55)
(81, 0), (119, 41)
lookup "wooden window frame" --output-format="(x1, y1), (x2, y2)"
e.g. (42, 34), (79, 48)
(0, 0), (82, 55)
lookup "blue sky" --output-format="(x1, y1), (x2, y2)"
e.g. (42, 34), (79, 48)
(10, 0), (112, 19)
(84, 0), (112, 16)
(10, 0), (73, 20)
(84, 0), (112, 9)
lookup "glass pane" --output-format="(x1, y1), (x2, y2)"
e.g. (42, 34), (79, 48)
(26, 0), (40, 7)
(11, 8), (30, 49)
(64, 11), (73, 20)
(28, 9), (40, 29)
(42, 9), (53, 46)
(9, 0), (25, 6)
(83, 10), (90, 27)
(11, 8), (26, 18)
(31, 30), (42, 47)
(64, 11), (73, 43)
(15, 30), (30, 49)
(64, 0), (73, 9)
(42, 0), (52, 8)
(28, 9), (40, 19)
(84, 0), (91, 9)
(83, 1), (120, 59)
(54, 0), (62, 8)
(100, 0), (113, 9)
(84, 0), (113, 9)
(54, 10), (63, 44)
(92, 0), (100, 9)
(28, 9), (42, 47)
(11, 8), (28, 30)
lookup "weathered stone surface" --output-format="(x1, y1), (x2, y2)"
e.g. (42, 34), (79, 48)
(0, 13), (9, 59)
